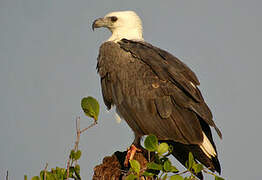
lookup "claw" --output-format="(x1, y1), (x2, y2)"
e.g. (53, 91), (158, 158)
(124, 144), (141, 167)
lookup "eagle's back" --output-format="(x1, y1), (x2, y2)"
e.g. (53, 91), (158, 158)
(96, 39), (221, 173)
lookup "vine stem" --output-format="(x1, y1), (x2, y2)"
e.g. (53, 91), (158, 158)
(44, 163), (48, 180)
(203, 168), (218, 176)
(80, 121), (97, 134)
(66, 159), (70, 180)
(66, 117), (97, 179)
(177, 170), (189, 175)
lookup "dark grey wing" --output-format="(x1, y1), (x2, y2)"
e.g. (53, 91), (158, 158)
(119, 39), (222, 139)
(97, 40), (221, 173)
(96, 42), (115, 110)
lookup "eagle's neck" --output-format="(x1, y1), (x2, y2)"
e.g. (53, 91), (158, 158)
(107, 27), (144, 42)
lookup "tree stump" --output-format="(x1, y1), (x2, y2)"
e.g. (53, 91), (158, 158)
(93, 150), (154, 180)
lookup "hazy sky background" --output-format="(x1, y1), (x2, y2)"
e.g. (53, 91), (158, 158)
(1, 0), (261, 179)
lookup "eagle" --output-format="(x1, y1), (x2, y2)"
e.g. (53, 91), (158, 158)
(92, 11), (222, 179)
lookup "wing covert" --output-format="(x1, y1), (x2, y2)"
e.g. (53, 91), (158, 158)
(118, 39), (222, 139)
(97, 40), (222, 145)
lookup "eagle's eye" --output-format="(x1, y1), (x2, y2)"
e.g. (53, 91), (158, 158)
(110, 16), (118, 22)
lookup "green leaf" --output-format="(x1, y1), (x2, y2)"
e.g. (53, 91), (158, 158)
(147, 162), (162, 171)
(142, 171), (155, 177)
(129, 159), (140, 175)
(68, 167), (74, 178)
(162, 174), (168, 180)
(185, 161), (188, 169)
(60, 168), (65, 175)
(70, 150), (75, 159)
(163, 159), (179, 173)
(215, 176), (225, 180)
(75, 164), (80, 174)
(144, 135), (158, 151)
(39, 171), (44, 179)
(69, 167), (75, 173)
(170, 175), (184, 180)
(31, 176), (40, 180)
(125, 174), (138, 180)
(192, 163), (203, 174)
(170, 165), (179, 173)
(163, 160), (172, 172)
(50, 168), (55, 173)
(157, 142), (169, 155)
(159, 156), (168, 164)
(47, 173), (56, 180)
(74, 164), (81, 179)
(75, 150), (82, 160)
(81, 96), (100, 121)
(24, 175), (28, 180)
(188, 152), (194, 169)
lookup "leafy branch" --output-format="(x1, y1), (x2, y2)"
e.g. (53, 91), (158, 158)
(25, 96), (224, 180)
(126, 135), (224, 180)
(26, 96), (100, 180)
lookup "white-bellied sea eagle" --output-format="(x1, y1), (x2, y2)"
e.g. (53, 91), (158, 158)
(92, 11), (222, 179)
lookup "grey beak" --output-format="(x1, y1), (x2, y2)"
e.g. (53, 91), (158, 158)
(92, 18), (107, 31)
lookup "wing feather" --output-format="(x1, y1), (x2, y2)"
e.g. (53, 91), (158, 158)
(119, 39), (202, 102)
(118, 39), (222, 139)
(96, 39), (221, 173)
(101, 77), (112, 109)
(97, 40), (222, 145)
(154, 96), (173, 118)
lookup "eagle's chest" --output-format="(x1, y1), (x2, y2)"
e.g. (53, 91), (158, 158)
(114, 60), (161, 98)
(98, 44), (161, 98)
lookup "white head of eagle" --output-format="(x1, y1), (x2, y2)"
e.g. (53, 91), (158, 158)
(92, 11), (144, 42)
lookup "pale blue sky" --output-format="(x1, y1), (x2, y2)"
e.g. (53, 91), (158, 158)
(1, 0), (262, 179)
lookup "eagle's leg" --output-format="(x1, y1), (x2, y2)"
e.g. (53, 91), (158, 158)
(124, 134), (142, 167)
(124, 144), (141, 167)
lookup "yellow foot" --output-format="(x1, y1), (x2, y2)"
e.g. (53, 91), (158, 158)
(124, 144), (141, 167)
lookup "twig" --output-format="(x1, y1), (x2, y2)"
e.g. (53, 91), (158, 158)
(44, 163), (48, 180)
(67, 117), (81, 179)
(6, 170), (8, 180)
(177, 169), (189, 175)
(66, 117), (98, 179)
(148, 151), (150, 162)
(80, 121), (97, 134)
(74, 117), (81, 152)
(66, 159), (70, 180)
(203, 168), (218, 177)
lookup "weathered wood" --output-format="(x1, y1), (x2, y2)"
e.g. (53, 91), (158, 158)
(93, 151), (154, 180)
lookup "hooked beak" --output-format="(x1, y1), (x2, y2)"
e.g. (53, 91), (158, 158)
(92, 17), (109, 31)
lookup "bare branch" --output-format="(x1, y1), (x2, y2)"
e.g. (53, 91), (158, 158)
(80, 121), (97, 134)
(6, 170), (8, 180)
(203, 168), (217, 177)
(44, 163), (48, 180)
(66, 159), (70, 180)
(66, 117), (97, 179)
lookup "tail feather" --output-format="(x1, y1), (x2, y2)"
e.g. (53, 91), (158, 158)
(163, 140), (221, 179)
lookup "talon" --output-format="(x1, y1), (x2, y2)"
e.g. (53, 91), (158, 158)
(124, 144), (141, 167)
